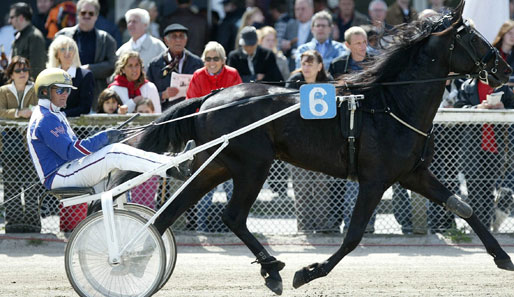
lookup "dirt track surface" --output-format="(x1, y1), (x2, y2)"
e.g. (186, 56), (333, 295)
(1, 233), (514, 297)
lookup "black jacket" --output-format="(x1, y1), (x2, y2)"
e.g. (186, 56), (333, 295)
(227, 46), (284, 83)
(11, 25), (47, 78)
(328, 52), (372, 78)
(62, 67), (95, 117)
(147, 49), (203, 110)
(216, 8), (245, 54)
(285, 72), (334, 89)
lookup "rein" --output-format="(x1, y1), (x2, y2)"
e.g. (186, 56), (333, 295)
(118, 90), (300, 137)
(339, 73), (478, 90)
(120, 73), (477, 139)
(258, 74), (478, 89)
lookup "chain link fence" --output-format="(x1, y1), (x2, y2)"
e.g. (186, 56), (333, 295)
(1, 110), (513, 235)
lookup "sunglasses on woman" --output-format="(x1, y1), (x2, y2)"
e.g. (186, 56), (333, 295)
(80, 10), (95, 17)
(13, 68), (29, 73)
(52, 86), (72, 95)
(204, 56), (221, 62)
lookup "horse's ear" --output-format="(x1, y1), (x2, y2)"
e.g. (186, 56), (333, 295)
(451, 0), (465, 23)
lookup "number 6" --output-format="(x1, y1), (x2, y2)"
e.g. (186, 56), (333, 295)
(309, 87), (328, 116)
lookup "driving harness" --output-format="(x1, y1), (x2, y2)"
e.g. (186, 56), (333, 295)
(338, 92), (433, 182)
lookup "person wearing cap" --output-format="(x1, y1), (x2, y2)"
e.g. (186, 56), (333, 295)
(55, 0), (117, 110)
(116, 8), (167, 72)
(147, 23), (203, 111)
(295, 10), (346, 70)
(227, 26), (283, 84)
(27, 68), (193, 192)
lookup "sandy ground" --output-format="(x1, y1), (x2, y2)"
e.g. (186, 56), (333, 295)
(1, 233), (514, 297)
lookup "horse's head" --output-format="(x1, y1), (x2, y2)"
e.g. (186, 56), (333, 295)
(443, 1), (512, 87)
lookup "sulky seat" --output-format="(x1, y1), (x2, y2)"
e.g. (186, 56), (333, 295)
(48, 187), (96, 200)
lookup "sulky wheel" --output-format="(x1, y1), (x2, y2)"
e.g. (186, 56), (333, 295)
(64, 209), (166, 297)
(122, 203), (177, 290)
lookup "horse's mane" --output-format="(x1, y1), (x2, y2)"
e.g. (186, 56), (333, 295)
(343, 12), (460, 90)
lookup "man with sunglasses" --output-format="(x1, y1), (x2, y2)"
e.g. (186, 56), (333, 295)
(9, 2), (47, 78)
(27, 68), (193, 193)
(55, 0), (117, 111)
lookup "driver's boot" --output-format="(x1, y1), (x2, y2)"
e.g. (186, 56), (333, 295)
(166, 140), (196, 181)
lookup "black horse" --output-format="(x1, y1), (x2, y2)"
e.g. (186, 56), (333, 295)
(122, 3), (514, 295)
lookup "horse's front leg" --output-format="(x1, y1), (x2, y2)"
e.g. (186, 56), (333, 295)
(401, 167), (514, 271)
(293, 180), (387, 288)
(221, 161), (286, 295)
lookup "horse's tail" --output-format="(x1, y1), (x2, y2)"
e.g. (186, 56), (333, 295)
(136, 97), (202, 153)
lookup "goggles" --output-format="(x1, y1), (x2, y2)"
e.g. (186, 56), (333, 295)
(52, 86), (72, 95)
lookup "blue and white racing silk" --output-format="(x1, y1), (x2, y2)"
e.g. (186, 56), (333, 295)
(27, 99), (108, 188)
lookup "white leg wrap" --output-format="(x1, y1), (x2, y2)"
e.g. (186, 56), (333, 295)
(444, 194), (473, 218)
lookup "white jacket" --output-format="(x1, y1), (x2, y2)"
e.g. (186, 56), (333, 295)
(109, 81), (161, 113)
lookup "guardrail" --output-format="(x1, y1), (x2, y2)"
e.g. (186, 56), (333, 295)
(0, 110), (513, 235)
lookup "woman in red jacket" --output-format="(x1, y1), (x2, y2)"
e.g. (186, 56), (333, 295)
(186, 41), (242, 99)
(185, 41), (241, 232)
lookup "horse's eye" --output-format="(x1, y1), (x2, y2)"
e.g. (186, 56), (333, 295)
(472, 37), (477, 42)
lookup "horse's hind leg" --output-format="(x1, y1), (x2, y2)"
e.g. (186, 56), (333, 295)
(293, 180), (386, 288)
(401, 167), (514, 271)
(221, 160), (285, 295)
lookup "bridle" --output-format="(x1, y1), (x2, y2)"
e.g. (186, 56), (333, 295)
(449, 19), (501, 84)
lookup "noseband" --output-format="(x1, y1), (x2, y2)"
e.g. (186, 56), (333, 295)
(449, 20), (500, 83)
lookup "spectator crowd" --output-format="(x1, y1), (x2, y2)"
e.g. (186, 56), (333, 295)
(1, 0), (514, 235)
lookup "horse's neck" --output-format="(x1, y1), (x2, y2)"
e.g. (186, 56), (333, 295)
(389, 49), (450, 133)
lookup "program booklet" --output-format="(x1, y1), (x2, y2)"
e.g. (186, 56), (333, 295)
(169, 72), (193, 101)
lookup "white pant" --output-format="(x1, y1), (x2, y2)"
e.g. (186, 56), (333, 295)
(51, 143), (172, 189)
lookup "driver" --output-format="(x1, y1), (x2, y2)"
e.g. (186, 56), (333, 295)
(27, 68), (192, 190)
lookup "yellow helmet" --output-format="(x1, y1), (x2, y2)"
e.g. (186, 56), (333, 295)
(35, 68), (77, 99)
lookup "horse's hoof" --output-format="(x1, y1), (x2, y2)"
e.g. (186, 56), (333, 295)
(265, 277), (283, 295)
(495, 258), (514, 271)
(293, 262), (329, 289)
(292, 269), (307, 288)
(259, 259), (285, 295)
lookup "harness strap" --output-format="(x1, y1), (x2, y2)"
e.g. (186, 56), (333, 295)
(413, 126), (433, 170)
(360, 92), (433, 172)
(386, 109), (429, 137)
(338, 95), (364, 181)
(420, 126), (433, 162)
